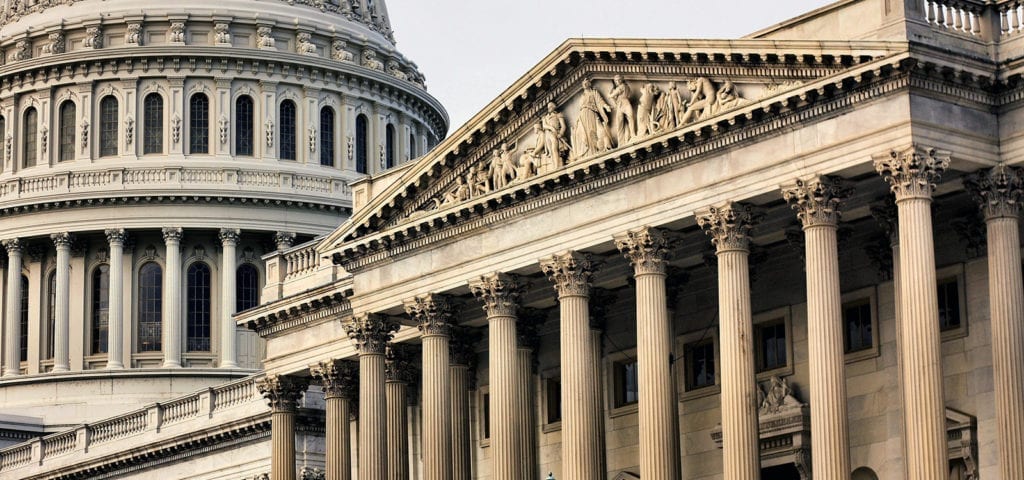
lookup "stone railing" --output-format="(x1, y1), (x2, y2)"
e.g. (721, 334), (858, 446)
(284, 240), (324, 281)
(998, 1), (1024, 35)
(0, 375), (265, 473)
(922, 0), (985, 36)
(0, 166), (352, 207)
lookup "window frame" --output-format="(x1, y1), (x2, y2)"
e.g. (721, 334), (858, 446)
(606, 348), (639, 418)
(58, 100), (76, 162)
(22, 107), (38, 168)
(188, 92), (210, 155)
(677, 327), (721, 401)
(98, 95), (119, 157)
(279, 99), (297, 161)
(142, 92), (165, 155)
(90, 263), (111, 355)
(541, 368), (562, 433)
(185, 261), (213, 352)
(19, 275), (29, 364)
(385, 122), (395, 168)
(234, 95), (255, 156)
(235, 263), (261, 313)
(477, 385), (491, 448)
(355, 113), (368, 174)
(842, 286), (880, 363)
(136, 261), (164, 354)
(753, 306), (794, 381)
(937, 263), (969, 342)
(319, 106), (335, 167)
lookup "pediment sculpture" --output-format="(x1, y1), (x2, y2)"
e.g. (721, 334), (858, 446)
(758, 374), (803, 415)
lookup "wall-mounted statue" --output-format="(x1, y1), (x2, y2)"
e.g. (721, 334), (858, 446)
(489, 142), (517, 190)
(758, 375), (802, 415)
(362, 50), (384, 71)
(571, 78), (613, 161)
(387, 61), (408, 81)
(125, 23), (141, 46)
(332, 39), (354, 62)
(214, 23), (231, 45)
(257, 27), (276, 50)
(297, 32), (317, 56)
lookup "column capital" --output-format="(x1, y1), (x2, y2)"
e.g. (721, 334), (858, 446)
(782, 175), (851, 228)
(219, 228), (241, 246)
(257, 374), (308, 413)
(450, 327), (481, 367)
(404, 293), (455, 337)
(469, 272), (524, 317)
(51, 232), (73, 249)
(2, 238), (22, 254)
(873, 145), (950, 201)
(964, 164), (1024, 220)
(104, 229), (127, 245)
(310, 358), (359, 400)
(614, 226), (671, 276)
(161, 227), (183, 243)
(385, 343), (418, 384)
(540, 251), (597, 298)
(696, 201), (760, 253)
(275, 231), (297, 250)
(343, 313), (399, 355)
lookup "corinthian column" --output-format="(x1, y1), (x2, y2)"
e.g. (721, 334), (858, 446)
(516, 311), (542, 479)
(964, 165), (1024, 479)
(449, 329), (478, 480)
(162, 227), (183, 368)
(405, 294), (454, 480)
(697, 202), (760, 480)
(343, 313), (398, 480)
(385, 344), (415, 480)
(105, 230), (126, 369)
(469, 272), (524, 480)
(258, 374), (308, 480)
(51, 233), (72, 373)
(219, 228), (240, 369)
(614, 227), (679, 480)
(311, 359), (359, 480)
(539, 253), (605, 480)
(3, 239), (22, 377)
(783, 176), (852, 479)
(874, 146), (950, 479)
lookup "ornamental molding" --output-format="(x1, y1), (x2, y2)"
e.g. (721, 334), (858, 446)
(309, 358), (359, 399)
(257, 374), (308, 413)
(696, 202), (762, 253)
(963, 164), (1024, 220)
(873, 145), (951, 201)
(244, 287), (352, 338)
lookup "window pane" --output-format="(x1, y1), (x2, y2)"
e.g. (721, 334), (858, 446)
(143, 93), (164, 154)
(409, 132), (416, 158)
(59, 101), (76, 162)
(320, 107), (335, 166)
(99, 96), (118, 157)
(614, 360), (639, 407)
(186, 263), (212, 352)
(138, 262), (163, 352)
(355, 114), (368, 173)
(189, 93), (209, 154)
(686, 340), (716, 390)
(482, 393), (490, 439)
(46, 272), (55, 359)
(758, 321), (787, 372)
(938, 278), (961, 331)
(545, 377), (561, 424)
(279, 100), (296, 160)
(236, 264), (260, 312)
(385, 123), (395, 168)
(92, 265), (110, 354)
(235, 96), (254, 156)
(23, 108), (37, 168)
(844, 300), (873, 353)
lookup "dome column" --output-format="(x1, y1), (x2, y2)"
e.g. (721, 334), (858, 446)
(219, 229), (240, 369)
(162, 227), (183, 368)
(449, 330), (477, 480)
(3, 239), (23, 377)
(344, 313), (398, 480)
(105, 229), (126, 369)
(51, 233), (72, 373)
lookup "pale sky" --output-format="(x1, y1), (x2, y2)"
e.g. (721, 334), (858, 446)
(387, 0), (837, 134)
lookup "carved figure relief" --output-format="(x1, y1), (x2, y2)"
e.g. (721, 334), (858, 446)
(125, 116), (135, 146)
(81, 119), (89, 152)
(489, 142), (517, 190)
(4, 133), (12, 161)
(331, 39), (354, 62)
(125, 23), (141, 45)
(84, 26), (103, 49)
(346, 135), (354, 161)
(257, 27), (276, 50)
(214, 23), (231, 45)
(609, 75), (635, 144)
(171, 114), (181, 144)
(757, 375), (802, 415)
(308, 126), (317, 153)
(536, 102), (568, 171)
(636, 83), (660, 137)
(387, 60), (408, 81)
(43, 31), (65, 55)
(571, 78), (613, 161)
(219, 115), (229, 145)
(40, 125), (48, 155)
(297, 32), (317, 56)
(12, 39), (30, 61)
(265, 117), (275, 147)
(169, 22), (186, 44)
(362, 49), (384, 71)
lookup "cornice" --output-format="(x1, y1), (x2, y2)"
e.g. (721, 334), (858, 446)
(0, 194), (350, 219)
(242, 283), (354, 338)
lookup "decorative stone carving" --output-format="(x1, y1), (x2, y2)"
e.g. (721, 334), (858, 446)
(387, 60), (408, 81)
(609, 74), (635, 144)
(257, 26), (276, 50)
(449, 327), (480, 368)
(265, 117), (275, 147)
(171, 114), (181, 145)
(274, 231), (296, 250)
(308, 126), (317, 153)
(218, 115), (229, 145)
(297, 32), (317, 56)
(26, 243), (46, 263)
(487, 142), (518, 190)
(636, 82), (660, 137)
(863, 233), (894, 281)
(83, 25), (103, 49)
(161, 227), (183, 243)
(343, 313), (399, 355)
(51, 232), (72, 248)
(125, 23), (141, 45)
(331, 39), (354, 62)
(299, 467), (325, 480)
(757, 375), (802, 415)
(571, 78), (613, 161)
(125, 116), (135, 147)
(257, 374), (308, 413)
(40, 125), (48, 155)
(80, 119), (89, 153)
(362, 49), (384, 71)
(655, 81), (686, 132)
(346, 135), (354, 161)
(696, 202), (760, 253)
(405, 293), (455, 337)
(5, 133), (12, 161)
(963, 164), (1024, 220)
(218, 228), (240, 246)
(614, 226), (671, 275)
(2, 238), (22, 254)
(873, 145), (950, 200)
(540, 251), (596, 298)
(105, 229), (127, 245)
(385, 343), (418, 384)
(588, 287), (617, 331)
(214, 23), (231, 45)
(43, 31), (65, 55)
(535, 102), (569, 172)
(468, 272), (524, 317)
(12, 39), (30, 61)
(310, 358), (359, 399)
(168, 22), (186, 44)
(951, 211), (987, 259)
(781, 175), (851, 227)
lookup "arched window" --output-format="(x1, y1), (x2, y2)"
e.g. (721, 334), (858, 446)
(235, 95), (254, 156)
(138, 262), (163, 352)
(851, 467), (878, 480)
(279, 100), (297, 160)
(19, 275), (28, 362)
(385, 123), (396, 168)
(355, 113), (368, 174)
(99, 96), (119, 157)
(186, 262), (212, 352)
(236, 264), (260, 312)
(22, 107), (37, 168)
(59, 101), (76, 162)
(143, 93), (164, 154)
(319, 107), (335, 166)
(45, 272), (55, 360)
(189, 93), (209, 154)
(409, 132), (416, 159)
(91, 265), (110, 354)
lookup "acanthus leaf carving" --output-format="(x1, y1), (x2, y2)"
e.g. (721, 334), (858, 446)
(781, 175), (851, 228)
(256, 374), (308, 413)
(343, 313), (398, 355)
(468, 272), (524, 318)
(873, 145), (950, 201)
(309, 358), (359, 400)
(614, 226), (671, 276)
(539, 251), (597, 299)
(697, 201), (761, 253)
(404, 293), (455, 337)
(963, 163), (1024, 220)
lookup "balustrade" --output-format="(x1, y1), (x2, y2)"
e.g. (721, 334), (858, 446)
(922, 0), (983, 36)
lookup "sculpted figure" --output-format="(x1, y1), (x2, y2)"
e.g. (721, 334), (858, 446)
(489, 142), (517, 190)
(331, 39), (354, 62)
(44, 31), (65, 54)
(759, 375), (800, 414)
(125, 116), (135, 146)
(297, 32), (317, 56)
(681, 77), (716, 124)
(571, 78), (613, 161)
(214, 23), (231, 45)
(655, 81), (685, 132)
(440, 176), (471, 206)
(636, 82), (660, 138)
(609, 75), (635, 145)
(169, 22), (185, 43)
(713, 80), (744, 114)
(538, 102), (568, 171)
(362, 50), (384, 71)
(469, 162), (490, 197)
(12, 39), (30, 61)
(125, 23), (141, 45)
(257, 27), (276, 50)
(387, 60), (408, 81)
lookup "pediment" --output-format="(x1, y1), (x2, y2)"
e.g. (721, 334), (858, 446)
(321, 38), (909, 259)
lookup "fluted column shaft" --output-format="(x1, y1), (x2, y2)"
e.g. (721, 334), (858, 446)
(876, 147), (950, 479)
(162, 228), (183, 368)
(698, 203), (760, 480)
(52, 233), (71, 372)
(515, 347), (537, 479)
(3, 239), (22, 377)
(344, 314), (398, 480)
(386, 380), (409, 480)
(406, 294), (454, 480)
(540, 254), (604, 480)
(106, 230), (125, 369)
(219, 229), (240, 369)
(258, 375), (307, 480)
(311, 359), (359, 480)
(450, 364), (472, 480)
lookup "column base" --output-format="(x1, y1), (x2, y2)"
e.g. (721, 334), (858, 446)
(106, 362), (125, 370)
(163, 362), (183, 368)
(220, 361), (239, 369)
(52, 366), (70, 373)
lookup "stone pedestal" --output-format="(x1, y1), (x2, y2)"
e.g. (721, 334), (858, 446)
(344, 313), (398, 480)
(258, 375), (308, 480)
(698, 203), (761, 480)
(311, 359), (359, 480)
(405, 294), (453, 480)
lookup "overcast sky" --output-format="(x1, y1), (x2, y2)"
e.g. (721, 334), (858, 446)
(387, 0), (836, 134)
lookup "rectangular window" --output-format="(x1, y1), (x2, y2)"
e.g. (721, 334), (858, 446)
(545, 377), (561, 425)
(481, 392), (490, 440)
(756, 319), (787, 373)
(612, 359), (639, 408)
(843, 299), (873, 353)
(685, 339), (716, 390)
(938, 276), (961, 331)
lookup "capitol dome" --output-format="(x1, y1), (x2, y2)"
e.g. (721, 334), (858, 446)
(0, 0), (447, 431)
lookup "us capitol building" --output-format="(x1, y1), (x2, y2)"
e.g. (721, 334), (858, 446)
(1, 0), (1023, 479)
